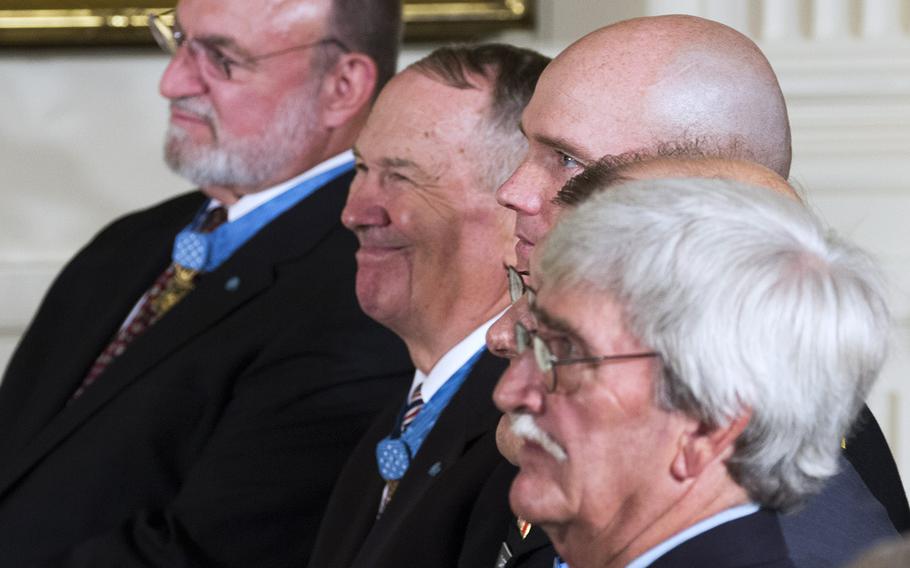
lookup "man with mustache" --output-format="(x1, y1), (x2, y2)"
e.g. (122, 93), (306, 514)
(487, 14), (907, 567)
(496, 174), (890, 567)
(0, 0), (411, 565)
(307, 44), (549, 568)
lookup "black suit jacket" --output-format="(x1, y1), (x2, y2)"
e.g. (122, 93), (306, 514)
(0, 172), (412, 567)
(308, 351), (516, 568)
(650, 509), (795, 567)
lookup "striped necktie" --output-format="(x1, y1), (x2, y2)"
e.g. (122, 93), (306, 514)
(378, 382), (425, 516)
(400, 382), (424, 433)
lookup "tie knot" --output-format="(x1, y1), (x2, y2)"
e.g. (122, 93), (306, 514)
(408, 382), (423, 405)
(200, 206), (228, 233)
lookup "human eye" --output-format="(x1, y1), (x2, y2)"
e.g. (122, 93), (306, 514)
(550, 335), (579, 361)
(536, 328), (576, 362)
(386, 171), (412, 185)
(198, 42), (240, 77)
(557, 151), (582, 170)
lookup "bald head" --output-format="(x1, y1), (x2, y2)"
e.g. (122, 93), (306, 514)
(628, 157), (799, 200)
(557, 15), (791, 176)
(497, 14), (792, 271)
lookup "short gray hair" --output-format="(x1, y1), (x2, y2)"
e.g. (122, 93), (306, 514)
(539, 177), (890, 511)
(326, 0), (402, 97)
(409, 44), (550, 191)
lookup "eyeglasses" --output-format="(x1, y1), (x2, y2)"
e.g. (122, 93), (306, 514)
(506, 265), (536, 305)
(514, 321), (658, 393)
(148, 9), (350, 81)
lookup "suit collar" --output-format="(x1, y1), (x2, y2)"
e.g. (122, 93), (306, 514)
(649, 509), (792, 567)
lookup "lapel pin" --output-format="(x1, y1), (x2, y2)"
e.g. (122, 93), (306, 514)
(428, 461), (442, 476)
(224, 276), (241, 291)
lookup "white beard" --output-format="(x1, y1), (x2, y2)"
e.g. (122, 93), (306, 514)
(164, 83), (321, 189)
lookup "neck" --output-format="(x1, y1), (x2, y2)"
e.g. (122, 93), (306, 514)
(400, 294), (508, 374)
(554, 472), (749, 568)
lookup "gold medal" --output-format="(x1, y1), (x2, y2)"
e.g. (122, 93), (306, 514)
(150, 264), (199, 320)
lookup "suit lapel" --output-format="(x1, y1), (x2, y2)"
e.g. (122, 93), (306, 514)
(360, 351), (505, 560)
(0, 197), (196, 464)
(0, 172), (354, 498)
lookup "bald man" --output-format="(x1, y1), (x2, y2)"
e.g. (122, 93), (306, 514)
(491, 150), (903, 568)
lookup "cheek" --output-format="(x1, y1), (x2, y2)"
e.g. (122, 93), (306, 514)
(209, 89), (279, 138)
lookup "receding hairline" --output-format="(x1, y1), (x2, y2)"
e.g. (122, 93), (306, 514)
(621, 158), (801, 203)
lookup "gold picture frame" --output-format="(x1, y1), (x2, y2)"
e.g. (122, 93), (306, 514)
(0, 0), (533, 46)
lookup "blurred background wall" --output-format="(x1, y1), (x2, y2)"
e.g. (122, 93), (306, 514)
(2, 0), (909, 486)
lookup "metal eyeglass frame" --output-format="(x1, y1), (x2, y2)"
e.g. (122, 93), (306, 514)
(513, 320), (658, 393)
(148, 8), (350, 81)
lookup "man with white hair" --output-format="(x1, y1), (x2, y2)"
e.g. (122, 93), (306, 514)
(0, 0), (410, 565)
(495, 176), (890, 567)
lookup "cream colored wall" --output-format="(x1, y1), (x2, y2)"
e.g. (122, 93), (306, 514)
(2, 0), (909, 486)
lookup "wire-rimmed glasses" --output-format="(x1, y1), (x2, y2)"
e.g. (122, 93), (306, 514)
(148, 9), (350, 81)
(513, 321), (658, 393)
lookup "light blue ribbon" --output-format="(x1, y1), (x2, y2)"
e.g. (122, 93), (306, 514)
(173, 160), (354, 272)
(376, 347), (486, 481)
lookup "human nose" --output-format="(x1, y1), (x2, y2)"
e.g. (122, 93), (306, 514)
(487, 297), (535, 359)
(493, 353), (546, 416)
(341, 172), (390, 231)
(159, 43), (208, 100)
(496, 159), (545, 216)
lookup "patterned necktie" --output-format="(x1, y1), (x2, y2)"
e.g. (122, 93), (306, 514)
(400, 382), (424, 432)
(71, 207), (228, 400)
(378, 382), (425, 516)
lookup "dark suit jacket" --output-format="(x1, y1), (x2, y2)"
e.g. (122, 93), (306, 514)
(308, 351), (516, 568)
(649, 509), (795, 567)
(845, 405), (910, 532)
(0, 172), (413, 567)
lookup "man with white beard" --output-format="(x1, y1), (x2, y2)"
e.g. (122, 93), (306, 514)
(0, 0), (411, 566)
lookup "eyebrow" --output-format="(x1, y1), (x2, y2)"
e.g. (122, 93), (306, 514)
(531, 303), (575, 337)
(352, 148), (432, 178)
(379, 157), (421, 170)
(175, 16), (255, 60)
(519, 121), (592, 165)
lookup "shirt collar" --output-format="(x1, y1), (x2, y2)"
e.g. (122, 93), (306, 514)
(409, 309), (507, 402)
(625, 503), (760, 568)
(209, 150), (354, 222)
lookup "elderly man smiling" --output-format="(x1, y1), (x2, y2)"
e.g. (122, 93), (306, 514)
(308, 44), (550, 568)
(494, 176), (890, 568)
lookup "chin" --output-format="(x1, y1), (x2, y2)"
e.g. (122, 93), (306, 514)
(508, 468), (569, 526)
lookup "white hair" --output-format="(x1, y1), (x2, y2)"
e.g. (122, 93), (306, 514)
(539, 177), (890, 511)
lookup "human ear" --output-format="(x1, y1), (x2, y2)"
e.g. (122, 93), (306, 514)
(319, 53), (377, 129)
(670, 409), (752, 480)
